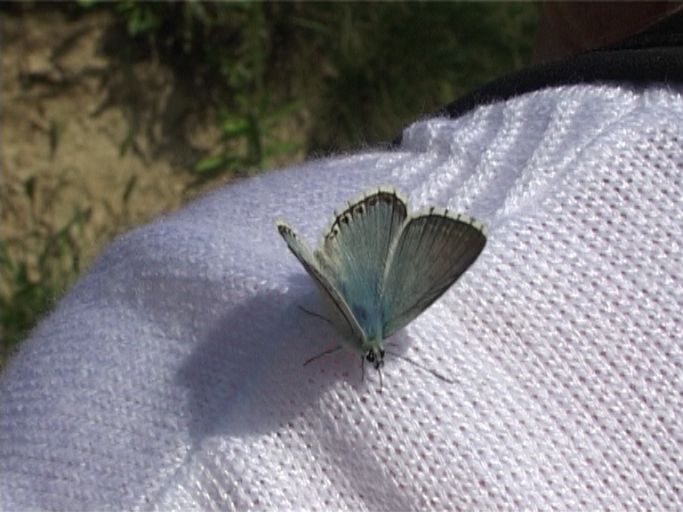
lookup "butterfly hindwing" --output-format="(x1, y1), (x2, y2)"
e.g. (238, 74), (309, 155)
(315, 189), (407, 341)
(380, 210), (487, 339)
(276, 222), (364, 344)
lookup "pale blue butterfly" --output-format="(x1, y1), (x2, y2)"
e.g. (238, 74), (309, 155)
(277, 187), (486, 381)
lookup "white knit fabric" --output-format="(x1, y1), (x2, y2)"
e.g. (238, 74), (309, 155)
(1, 83), (682, 511)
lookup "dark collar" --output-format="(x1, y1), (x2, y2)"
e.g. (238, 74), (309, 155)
(439, 8), (683, 121)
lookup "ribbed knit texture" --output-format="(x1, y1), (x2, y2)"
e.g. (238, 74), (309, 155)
(1, 84), (681, 510)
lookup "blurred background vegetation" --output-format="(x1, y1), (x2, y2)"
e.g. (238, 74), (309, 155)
(0, 2), (539, 366)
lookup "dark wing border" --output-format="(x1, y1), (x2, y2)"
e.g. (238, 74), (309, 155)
(276, 221), (365, 342)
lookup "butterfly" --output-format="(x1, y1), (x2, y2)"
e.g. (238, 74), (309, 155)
(276, 187), (486, 379)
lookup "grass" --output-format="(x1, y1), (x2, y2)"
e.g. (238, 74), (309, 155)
(0, 201), (91, 362)
(0, 2), (538, 366)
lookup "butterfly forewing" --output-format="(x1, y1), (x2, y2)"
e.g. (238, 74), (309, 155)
(381, 212), (486, 338)
(277, 222), (365, 343)
(316, 190), (407, 341)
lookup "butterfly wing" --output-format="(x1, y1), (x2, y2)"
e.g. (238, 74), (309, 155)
(277, 222), (364, 344)
(381, 210), (487, 339)
(315, 189), (407, 341)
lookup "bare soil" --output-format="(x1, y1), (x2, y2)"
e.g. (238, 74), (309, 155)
(1, 7), (256, 279)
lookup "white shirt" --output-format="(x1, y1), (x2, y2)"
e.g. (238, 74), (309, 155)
(1, 83), (681, 510)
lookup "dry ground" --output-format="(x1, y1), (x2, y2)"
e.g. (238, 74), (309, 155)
(1, 7), (296, 283)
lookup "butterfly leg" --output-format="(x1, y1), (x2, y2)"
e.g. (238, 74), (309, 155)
(384, 348), (455, 384)
(297, 305), (332, 325)
(303, 345), (342, 366)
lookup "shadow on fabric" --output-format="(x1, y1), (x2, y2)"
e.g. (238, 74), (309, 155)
(175, 273), (386, 444)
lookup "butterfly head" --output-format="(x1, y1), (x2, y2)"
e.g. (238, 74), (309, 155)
(364, 346), (385, 371)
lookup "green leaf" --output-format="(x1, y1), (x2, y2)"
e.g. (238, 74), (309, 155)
(122, 175), (137, 204)
(220, 117), (251, 138)
(194, 154), (228, 174)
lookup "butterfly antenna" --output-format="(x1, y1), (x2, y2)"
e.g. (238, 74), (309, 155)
(304, 345), (342, 366)
(384, 349), (455, 384)
(297, 305), (332, 325)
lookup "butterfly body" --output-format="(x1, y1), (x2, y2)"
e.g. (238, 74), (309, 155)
(277, 188), (486, 372)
